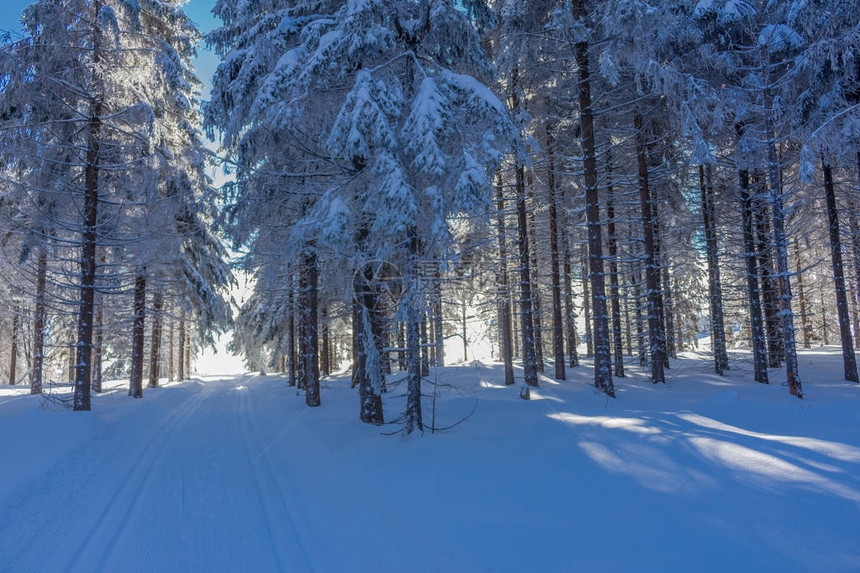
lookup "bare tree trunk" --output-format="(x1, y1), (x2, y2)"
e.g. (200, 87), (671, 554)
(848, 197), (860, 350)
(794, 241), (812, 349)
(823, 161), (858, 382)
(739, 160), (769, 384)
(432, 267), (444, 367)
(288, 273), (297, 387)
(764, 144), (801, 396)
(636, 114), (665, 384)
(571, 0), (613, 396)
(581, 248), (593, 358)
(129, 268), (146, 399)
(663, 266), (676, 360)
(563, 245), (579, 368)
(526, 178), (545, 374)
(355, 258), (384, 423)
(495, 173), (515, 385)
(178, 306), (185, 382)
(148, 292), (164, 388)
(93, 289), (103, 393)
(168, 317), (174, 382)
(31, 250), (46, 395)
(606, 167), (625, 378)
(300, 247), (321, 405)
(9, 305), (19, 385)
(404, 231), (423, 435)
(73, 0), (103, 411)
(701, 165), (729, 373)
(546, 125), (566, 380)
(185, 330), (191, 379)
(320, 305), (330, 377)
(753, 173), (783, 368)
(509, 71), (539, 401)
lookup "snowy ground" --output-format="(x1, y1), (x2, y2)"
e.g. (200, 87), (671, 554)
(1, 348), (859, 573)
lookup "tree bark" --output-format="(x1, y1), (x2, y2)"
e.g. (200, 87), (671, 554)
(168, 317), (174, 382)
(93, 287), (103, 393)
(546, 125), (566, 380)
(73, 0), (104, 411)
(178, 306), (185, 382)
(823, 161), (858, 382)
(764, 144), (801, 396)
(701, 165), (729, 374)
(129, 268), (146, 399)
(404, 231), (423, 434)
(752, 173), (783, 368)
(320, 305), (330, 377)
(571, 0), (613, 396)
(31, 250), (46, 395)
(581, 248), (593, 358)
(9, 305), (19, 385)
(794, 241), (812, 349)
(495, 173), (515, 385)
(739, 160), (769, 384)
(148, 292), (164, 388)
(300, 246), (321, 406)
(606, 165), (625, 378)
(636, 114), (665, 384)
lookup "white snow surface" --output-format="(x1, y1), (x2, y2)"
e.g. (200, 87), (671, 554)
(1, 348), (859, 572)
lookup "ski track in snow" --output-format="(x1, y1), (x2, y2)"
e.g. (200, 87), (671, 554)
(0, 378), (322, 573)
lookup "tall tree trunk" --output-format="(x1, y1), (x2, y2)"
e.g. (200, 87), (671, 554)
(526, 177), (545, 374)
(764, 143), (801, 396)
(31, 250), (46, 395)
(571, 0), (613, 396)
(495, 173), (515, 385)
(701, 165), (729, 373)
(752, 173), (783, 368)
(848, 197), (860, 350)
(148, 292), (164, 388)
(178, 306), (185, 382)
(823, 161), (858, 382)
(563, 245), (579, 368)
(606, 166), (625, 378)
(300, 246), (321, 406)
(129, 268), (146, 399)
(663, 266), (676, 360)
(404, 231), (423, 434)
(739, 161), (769, 384)
(509, 67), (539, 399)
(168, 318), (174, 382)
(515, 161), (539, 398)
(794, 241), (812, 349)
(321, 305), (330, 377)
(432, 268), (444, 367)
(185, 330), (191, 379)
(633, 266), (647, 367)
(355, 263), (384, 424)
(288, 273), (297, 387)
(73, 0), (103, 411)
(93, 288), (103, 393)
(581, 248), (593, 357)
(636, 114), (665, 384)
(9, 305), (19, 385)
(546, 125), (566, 380)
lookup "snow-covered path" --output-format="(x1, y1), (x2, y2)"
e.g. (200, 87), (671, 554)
(2, 351), (860, 572)
(0, 376), (332, 572)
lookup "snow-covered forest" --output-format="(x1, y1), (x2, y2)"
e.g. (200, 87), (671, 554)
(1, 0), (859, 571)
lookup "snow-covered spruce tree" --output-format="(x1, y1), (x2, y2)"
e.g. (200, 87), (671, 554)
(789, 0), (860, 384)
(207, 0), (515, 431)
(0, 0), (231, 405)
(0, 0), (155, 409)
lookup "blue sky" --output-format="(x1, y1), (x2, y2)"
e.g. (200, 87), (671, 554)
(1, 0), (220, 97)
